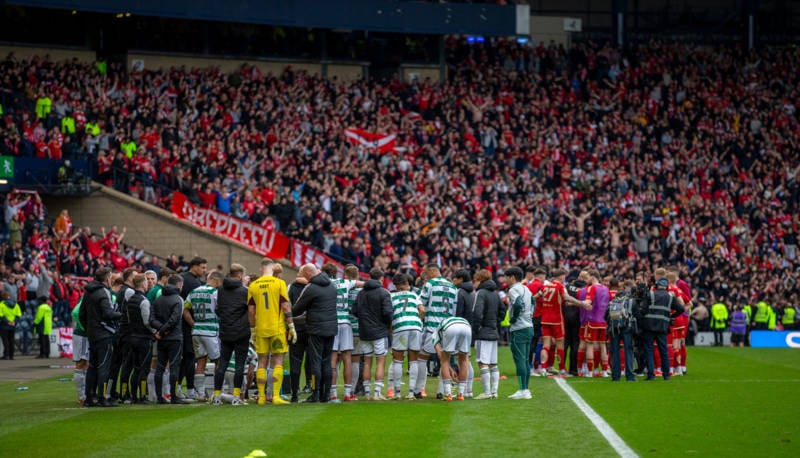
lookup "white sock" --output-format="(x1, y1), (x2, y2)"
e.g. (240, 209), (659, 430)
(458, 381), (466, 396)
(344, 384), (352, 397)
(363, 380), (371, 397)
(480, 367), (491, 394)
(352, 362), (360, 390)
(408, 361), (418, 395)
(163, 369), (170, 396)
(266, 368), (273, 398)
(466, 363), (474, 394)
(417, 360), (428, 393)
(391, 360), (403, 392)
(331, 366), (338, 397)
(490, 366), (500, 395)
(375, 380), (383, 396)
(74, 369), (86, 402)
(437, 378), (444, 395)
(193, 374), (205, 396)
(147, 369), (156, 401)
(204, 363), (215, 398)
(442, 379), (451, 396)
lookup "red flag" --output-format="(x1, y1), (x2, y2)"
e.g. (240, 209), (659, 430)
(345, 128), (397, 154)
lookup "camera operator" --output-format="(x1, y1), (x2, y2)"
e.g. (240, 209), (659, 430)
(637, 271), (685, 381)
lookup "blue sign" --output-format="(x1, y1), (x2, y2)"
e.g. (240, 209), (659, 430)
(750, 331), (800, 348)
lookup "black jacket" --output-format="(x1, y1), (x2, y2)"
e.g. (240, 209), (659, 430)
(149, 284), (183, 341)
(292, 273), (337, 337)
(472, 280), (505, 341)
(288, 281), (308, 334)
(79, 280), (121, 342)
(455, 281), (475, 325)
(564, 279), (587, 325)
(126, 290), (154, 340)
(352, 279), (392, 340)
(216, 277), (250, 342)
(640, 288), (685, 334)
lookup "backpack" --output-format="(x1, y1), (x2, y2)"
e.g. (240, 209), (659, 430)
(607, 295), (634, 332)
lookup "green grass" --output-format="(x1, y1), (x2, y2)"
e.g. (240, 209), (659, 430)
(1, 348), (796, 457)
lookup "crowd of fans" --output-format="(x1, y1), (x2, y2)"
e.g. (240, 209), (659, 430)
(0, 189), (202, 356)
(0, 37), (798, 320)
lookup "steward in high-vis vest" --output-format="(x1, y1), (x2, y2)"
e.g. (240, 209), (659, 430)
(781, 306), (797, 331)
(752, 300), (770, 331)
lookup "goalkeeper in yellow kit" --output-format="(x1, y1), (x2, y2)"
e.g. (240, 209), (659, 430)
(248, 258), (297, 405)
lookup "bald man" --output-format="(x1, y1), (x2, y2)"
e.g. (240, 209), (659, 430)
(292, 264), (338, 402)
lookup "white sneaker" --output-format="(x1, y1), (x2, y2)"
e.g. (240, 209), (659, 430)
(601, 370), (611, 378)
(175, 387), (186, 399)
(559, 369), (569, 377)
(372, 394), (388, 401)
(508, 390), (524, 399)
(186, 389), (198, 400)
(231, 397), (246, 406)
(519, 389), (532, 399)
(529, 368), (537, 376)
(474, 392), (493, 400)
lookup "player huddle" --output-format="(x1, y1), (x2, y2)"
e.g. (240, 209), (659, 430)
(72, 258), (691, 407)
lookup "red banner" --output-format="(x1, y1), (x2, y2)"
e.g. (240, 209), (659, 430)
(171, 192), (289, 259)
(345, 128), (397, 154)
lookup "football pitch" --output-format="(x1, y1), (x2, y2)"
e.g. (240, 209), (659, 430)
(1, 347), (796, 457)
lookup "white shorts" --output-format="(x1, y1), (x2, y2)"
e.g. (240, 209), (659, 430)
(421, 331), (436, 355)
(72, 334), (90, 362)
(193, 335), (221, 360)
(392, 329), (422, 352)
(441, 323), (471, 355)
(361, 337), (388, 356)
(475, 339), (498, 365)
(333, 324), (354, 352)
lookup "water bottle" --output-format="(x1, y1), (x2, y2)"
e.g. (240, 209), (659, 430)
(15, 386), (29, 391)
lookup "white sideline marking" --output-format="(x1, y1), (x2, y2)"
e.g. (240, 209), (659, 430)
(554, 378), (638, 458)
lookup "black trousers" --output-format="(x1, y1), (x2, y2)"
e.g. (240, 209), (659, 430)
(37, 333), (50, 357)
(307, 334), (334, 402)
(155, 339), (182, 399)
(107, 338), (125, 398)
(713, 327), (725, 346)
(127, 337), (153, 401)
(215, 337), (249, 391)
(180, 330), (196, 390)
(564, 318), (580, 374)
(641, 331), (669, 379)
(85, 337), (114, 402)
(289, 330), (311, 399)
(1, 328), (15, 359)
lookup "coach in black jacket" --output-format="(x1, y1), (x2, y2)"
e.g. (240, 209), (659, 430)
(292, 264), (337, 402)
(213, 264), (251, 401)
(453, 269), (475, 326)
(351, 267), (392, 400)
(149, 275), (187, 404)
(288, 278), (312, 402)
(80, 267), (121, 407)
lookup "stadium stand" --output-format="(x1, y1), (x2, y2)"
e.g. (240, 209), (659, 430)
(0, 37), (798, 320)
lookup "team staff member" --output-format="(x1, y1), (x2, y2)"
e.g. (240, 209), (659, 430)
(179, 257), (207, 400)
(351, 267), (393, 401)
(212, 264), (250, 406)
(505, 267), (533, 400)
(564, 273), (587, 376)
(471, 269), (504, 400)
(287, 275), (312, 403)
(292, 263), (338, 402)
(640, 276), (685, 381)
(525, 266), (546, 375)
(248, 258), (296, 406)
(150, 275), (188, 404)
(80, 267), (121, 407)
(124, 274), (155, 403)
(71, 297), (89, 404)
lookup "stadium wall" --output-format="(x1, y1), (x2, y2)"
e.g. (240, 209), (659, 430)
(43, 185), (298, 278)
(0, 44), (95, 62)
(127, 52), (322, 77)
(400, 64), (441, 83)
(529, 16), (570, 47)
